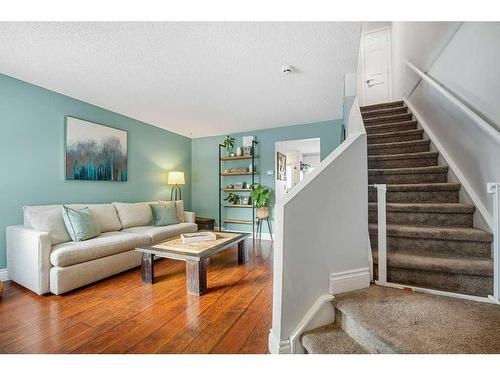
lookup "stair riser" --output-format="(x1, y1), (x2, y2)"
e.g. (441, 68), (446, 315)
(361, 101), (404, 112)
(362, 107), (408, 119)
(367, 132), (423, 145)
(335, 308), (399, 354)
(373, 268), (493, 296)
(368, 157), (438, 169)
(368, 172), (447, 184)
(368, 210), (473, 227)
(364, 114), (413, 126)
(368, 144), (430, 156)
(369, 190), (460, 204)
(370, 235), (492, 257)
(365, 122), (418, 135)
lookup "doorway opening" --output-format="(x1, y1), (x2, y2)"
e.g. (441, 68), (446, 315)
(274, 138), (321, 204)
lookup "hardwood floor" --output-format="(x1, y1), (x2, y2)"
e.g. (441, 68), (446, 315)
(0, 239), (273, 354)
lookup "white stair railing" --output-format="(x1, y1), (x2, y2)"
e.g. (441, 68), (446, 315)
(487, 183), (500, 304)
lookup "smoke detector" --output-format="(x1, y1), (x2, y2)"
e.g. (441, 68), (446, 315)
(281, 65), (294, 75)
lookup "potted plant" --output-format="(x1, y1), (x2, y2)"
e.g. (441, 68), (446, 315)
(223, 135), (236, 156)
(224, 193), (240, 206)
(250, 183), (271, 219)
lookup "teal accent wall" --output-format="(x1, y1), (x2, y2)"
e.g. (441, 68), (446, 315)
(191, 120), (343, 233)
(0, 74), (192, 269)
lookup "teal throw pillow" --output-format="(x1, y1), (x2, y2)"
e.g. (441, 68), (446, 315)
(62, 205), (101, 242)
(150, 202), (179, 226)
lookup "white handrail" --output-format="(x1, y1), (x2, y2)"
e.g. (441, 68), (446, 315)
(403, 59), (500, 143)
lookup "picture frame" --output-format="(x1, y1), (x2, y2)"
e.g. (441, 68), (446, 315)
(277, 152), (287, 181)
(65, 117), (128, 181)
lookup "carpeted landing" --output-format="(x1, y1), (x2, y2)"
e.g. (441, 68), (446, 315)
(301, 285), (500, 354)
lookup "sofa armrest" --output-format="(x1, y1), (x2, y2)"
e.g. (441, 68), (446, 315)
(6, 225), (52, 295)
(184, 211), (196, 224)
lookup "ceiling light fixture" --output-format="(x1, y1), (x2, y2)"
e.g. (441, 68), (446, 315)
(281, 65), (294, 75)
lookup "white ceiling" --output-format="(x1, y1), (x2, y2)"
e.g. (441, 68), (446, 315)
(0, 22), (361, 138)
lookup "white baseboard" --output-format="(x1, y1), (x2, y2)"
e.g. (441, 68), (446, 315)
(268, 329), (291, 354)
(288, 294), (336, 354)
(0, 268), (8, 281)
(329, 267), (370, 295)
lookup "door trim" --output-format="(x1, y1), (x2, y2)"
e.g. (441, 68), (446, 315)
(361, 25), (393, 105)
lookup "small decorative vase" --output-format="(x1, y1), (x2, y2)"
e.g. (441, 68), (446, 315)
(256, 206), (269, 219)
(236, 147), (242, 156)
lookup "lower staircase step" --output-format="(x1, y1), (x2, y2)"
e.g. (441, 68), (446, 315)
(372, 251), (493, 296)
(368, 166), (448, 184)
(368, 139), (430, 155)
(368, 151), (438, 169)
(368, 202), (474, 227)
(369, 183), (461, 203)
(332, 285), (500, 353)
(369, 223), (493, 257)
(301, 323), (368, 354)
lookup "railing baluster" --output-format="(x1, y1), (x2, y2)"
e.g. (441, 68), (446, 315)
(487, 183), (500, 303)
(375, 184), (387, 283)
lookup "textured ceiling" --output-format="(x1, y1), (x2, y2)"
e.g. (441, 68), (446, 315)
(0, 22), (361, 138)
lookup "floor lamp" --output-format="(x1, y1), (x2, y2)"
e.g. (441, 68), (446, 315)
(168, 171), (185, 201)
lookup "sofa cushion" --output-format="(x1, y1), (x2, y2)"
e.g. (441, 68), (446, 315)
(24, 205), (71, 245)
(159, 200), (185, 223)
(123, 222), (198, 244)
(50, 231), (150, 267)
(150, 202), (179, 226)
(67, 204), (122, 232)
(62, 206), (101, 242)
(113, 202), (153, 229)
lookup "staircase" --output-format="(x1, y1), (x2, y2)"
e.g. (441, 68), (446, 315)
(363, 100), (493, 297)
(299, 100), (499, 354)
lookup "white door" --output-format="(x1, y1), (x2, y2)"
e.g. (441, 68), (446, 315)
(363, 27), (391, 105)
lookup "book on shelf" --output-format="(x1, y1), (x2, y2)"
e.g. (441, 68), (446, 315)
(181, 231), (217, 244)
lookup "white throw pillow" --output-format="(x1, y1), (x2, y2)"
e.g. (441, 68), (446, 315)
(67, 204), (122, 232)
(113, 202), (153, 229)
(23, 205), (71, 245)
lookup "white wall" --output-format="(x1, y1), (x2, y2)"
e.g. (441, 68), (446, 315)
(427, 22), (500, 131)
(391, 22), (461, 99)
(405, 22), (500, 229)
(269, 98), (370, 353)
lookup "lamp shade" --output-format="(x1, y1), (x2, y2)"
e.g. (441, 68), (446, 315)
(168, 171), (185, 185)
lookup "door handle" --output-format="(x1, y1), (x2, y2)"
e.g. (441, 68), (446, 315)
(366, 79), (375, 84)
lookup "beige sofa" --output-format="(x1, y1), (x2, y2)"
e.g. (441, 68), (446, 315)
(6, 201), (197, 295)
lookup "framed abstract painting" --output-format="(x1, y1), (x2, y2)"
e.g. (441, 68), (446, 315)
(65, 117), (128, 181)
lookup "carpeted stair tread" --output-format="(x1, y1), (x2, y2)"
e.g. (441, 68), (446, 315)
(301, 323), (368, 354)
(361, 101), (404, 112)
(368, 139), (430, 150)
(333, 285), (500, 353)
(365, 121), (418, 135)
(369, 223), (493, 242)
(369, 165), (448, 175)
(362, 106), (408, 118)
(367, 129), (424, 144)
(364, 113), (413, 126)
(368, 151), (438, 162)
(378, 182), (461, 192)
(372, 250), (493, 276)
(368, 202), (475, 214)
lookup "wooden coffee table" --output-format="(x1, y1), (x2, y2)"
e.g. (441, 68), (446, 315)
(135, 231), (250, 296)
